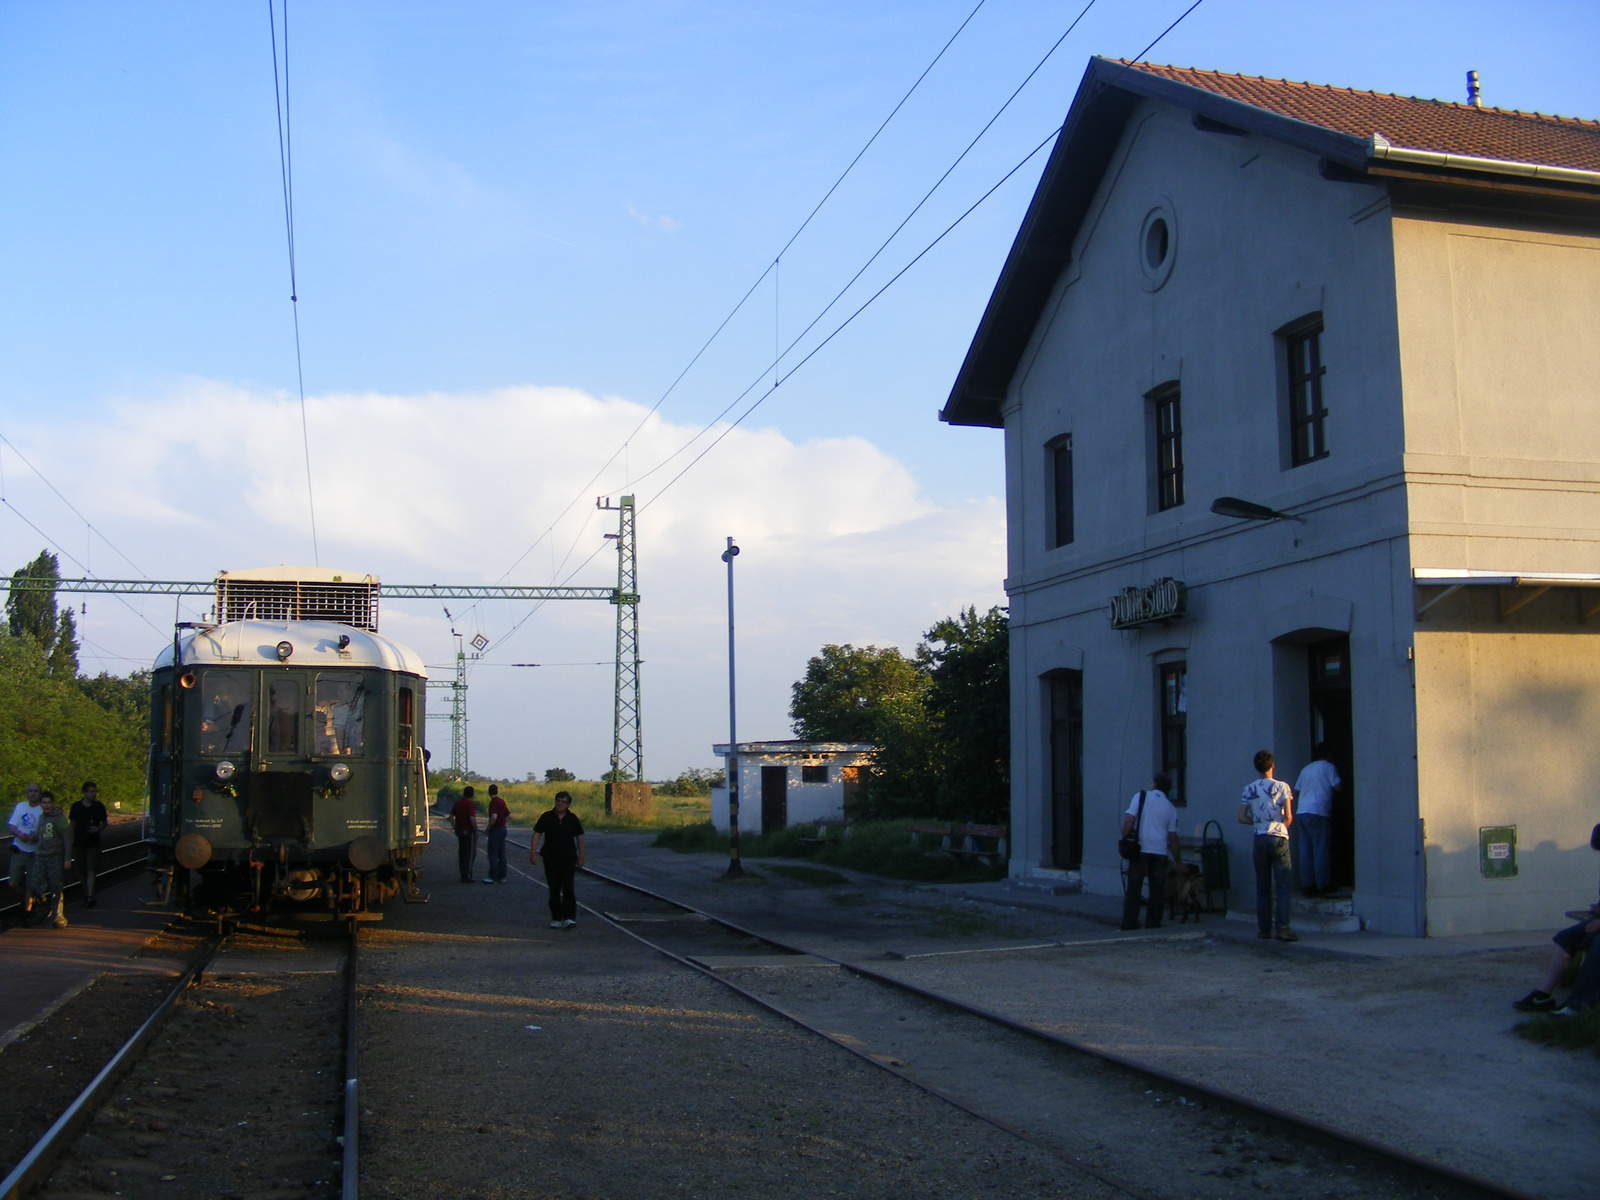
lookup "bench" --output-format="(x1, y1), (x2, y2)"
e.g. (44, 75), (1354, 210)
(908, 822), (954, 851)
(948, 823), (1009, 867)
(797, 819), (850, 846)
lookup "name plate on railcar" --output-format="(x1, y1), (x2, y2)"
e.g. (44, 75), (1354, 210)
(1108, 577), (1187, 629)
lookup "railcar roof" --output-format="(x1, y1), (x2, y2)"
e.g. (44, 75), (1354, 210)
(153, 620), (427, 677)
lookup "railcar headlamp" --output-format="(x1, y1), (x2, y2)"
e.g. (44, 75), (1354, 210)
(215, 760), (236, 783)
(276, 640), (294, 660)
(329, 763), (352, 786)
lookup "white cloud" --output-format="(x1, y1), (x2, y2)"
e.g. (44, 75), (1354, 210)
(627, 203), (681, 233)
(0, 381), (1003, 778)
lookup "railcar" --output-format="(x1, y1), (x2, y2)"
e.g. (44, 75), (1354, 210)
(145, 570), (429, 918)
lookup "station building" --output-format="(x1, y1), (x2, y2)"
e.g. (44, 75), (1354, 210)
(941, 58), (1600, 935)
(710, 741), (873, 835)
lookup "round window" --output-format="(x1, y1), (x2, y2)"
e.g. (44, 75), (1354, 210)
(1144, 218), (1169, 270)
(1138, 201), (1178, 290)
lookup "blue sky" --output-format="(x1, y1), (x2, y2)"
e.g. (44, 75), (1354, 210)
(0, 1), (1594, 782)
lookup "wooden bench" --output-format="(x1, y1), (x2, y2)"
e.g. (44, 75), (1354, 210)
(907, 822), (954, 851)
(797, 819), (850, 846)
(948, 823), (1009, 866)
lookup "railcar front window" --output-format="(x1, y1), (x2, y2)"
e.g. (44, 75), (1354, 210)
(314, 676), (366, 757)
(200, 672), (252, 756)
(268, 679), (301, 753)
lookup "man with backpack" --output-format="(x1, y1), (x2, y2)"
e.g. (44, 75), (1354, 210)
(1120, 772), (1182, 930)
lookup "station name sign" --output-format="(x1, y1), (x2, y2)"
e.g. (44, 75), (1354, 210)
(1108, 577), (1187, 629)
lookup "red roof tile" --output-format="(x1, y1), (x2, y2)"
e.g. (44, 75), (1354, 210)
(1120, 62), (1600, 174)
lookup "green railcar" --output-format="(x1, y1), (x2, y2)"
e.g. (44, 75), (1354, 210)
(146, 616), (428, 918)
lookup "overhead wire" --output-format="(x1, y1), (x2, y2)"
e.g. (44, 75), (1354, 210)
(0, 432), (150, 579)
(483, 0), (990, 598)
(268, 0), (321, 566)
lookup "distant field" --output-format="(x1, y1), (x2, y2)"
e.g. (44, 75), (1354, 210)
(440, 779), (710, 831)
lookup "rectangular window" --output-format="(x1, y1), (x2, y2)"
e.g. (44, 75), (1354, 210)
(267, 678), (301, 754)
(1151, 385), (1184, 510)
(1287, 320), (1327, 465)
(397, 686), (415, 758)
(801, 764), (828, 784)
(314, 675), (366, 757)
(200, 671), (253, 756)
(158, 683), (173, 754)
(1048, 436), (1074, 547)
(1159, 661), (1187, 805)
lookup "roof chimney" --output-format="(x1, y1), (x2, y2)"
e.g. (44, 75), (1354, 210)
(1466, 70), (1481, 108)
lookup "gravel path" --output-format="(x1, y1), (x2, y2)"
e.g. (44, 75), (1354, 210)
(356, 834), (1122, 1200)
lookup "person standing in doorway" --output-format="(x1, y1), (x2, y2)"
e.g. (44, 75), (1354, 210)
(1239, 750), (1297, 942)
(29, 791), (71, 928)
(1120, 773), (1182, 930)
(6, 782), (43, 927)
(69, 781), (108, 910)
(449, 786), (480, 883)
(1291, 745), (1340, 896)
(483, 784), (509, 884)
(531, 790), (585, 929)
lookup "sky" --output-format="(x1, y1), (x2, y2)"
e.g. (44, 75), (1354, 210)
(0, 1), (1595, 785)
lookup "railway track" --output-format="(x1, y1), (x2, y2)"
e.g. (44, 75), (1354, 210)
(539, 858), (1541, 1200)
(0, 923), (362, 1200)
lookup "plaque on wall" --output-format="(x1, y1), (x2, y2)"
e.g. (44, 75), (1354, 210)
(1108, 577), (1187, 629)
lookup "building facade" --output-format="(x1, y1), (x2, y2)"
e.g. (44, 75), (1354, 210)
(710, 741), (873, 834)
(943, 59), (1600, 935)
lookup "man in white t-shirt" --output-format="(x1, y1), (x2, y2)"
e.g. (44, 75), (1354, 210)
(1238, 750), (1297, 942)
(1292, 743), (1341, 896)
(7, 782), (44, 926)
(1120, 773), (1182, 930)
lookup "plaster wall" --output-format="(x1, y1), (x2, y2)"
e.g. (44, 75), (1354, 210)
(1000, 101), (1426, 932)
(709, 751), (869, 833)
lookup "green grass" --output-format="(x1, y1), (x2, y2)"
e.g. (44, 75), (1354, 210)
(1515, 1006), (1600, 1056)
(767, 864), (849, 887)
(444, 780), (711, 833)
(651, 818), (1006, 884)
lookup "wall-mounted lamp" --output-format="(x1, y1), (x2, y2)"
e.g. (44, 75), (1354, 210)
(1210, 496), (1305, 524)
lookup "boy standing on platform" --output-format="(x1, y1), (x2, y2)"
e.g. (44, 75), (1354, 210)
(6, 782), (43, 926)
(69, 781), (107, 909)
(483, 784), (510, 884)
(29, 791), (71, 928)
(449, 786), (480, 883)
(531, 791), (584, 929)
(1238, 750), (1297, 942)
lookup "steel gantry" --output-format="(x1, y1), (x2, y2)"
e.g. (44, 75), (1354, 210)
(11, 498), (645, 784)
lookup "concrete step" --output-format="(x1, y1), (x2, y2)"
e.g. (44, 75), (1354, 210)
(1009, 873), (1083, 896)
(1227, 893), (1364, 934)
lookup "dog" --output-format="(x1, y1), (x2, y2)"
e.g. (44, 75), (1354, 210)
(1166, 863), (1204, 924)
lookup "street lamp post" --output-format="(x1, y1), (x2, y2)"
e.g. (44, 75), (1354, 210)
(721, 536), (743, 879)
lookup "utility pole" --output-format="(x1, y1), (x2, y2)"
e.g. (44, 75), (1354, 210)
(721, 536), (742, 878)
(599, 496), (642, 783)
(427, 618), (483, 780)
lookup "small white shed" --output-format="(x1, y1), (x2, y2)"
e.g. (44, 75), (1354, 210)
(709, 741), (874, 834)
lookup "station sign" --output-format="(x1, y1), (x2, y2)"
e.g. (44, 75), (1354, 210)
(1108, 577), (1187, 629)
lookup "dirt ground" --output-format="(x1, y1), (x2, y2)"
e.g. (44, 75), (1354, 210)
(355, 837), (1124, 1200)
(590, 832), (1600, 1200)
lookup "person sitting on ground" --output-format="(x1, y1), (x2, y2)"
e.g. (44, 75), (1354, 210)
(1514, 822), (1600, 1015)
(28, 791), (72, 929)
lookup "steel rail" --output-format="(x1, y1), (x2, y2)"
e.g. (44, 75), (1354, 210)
(6, 578), (621, 602)
(342, 924), (360, 1200)
(0, 839), (150, 925)
(0, 938), (219, 1200)
(497, 842), (1153, 1200)
(577, 863), (1542, 1200)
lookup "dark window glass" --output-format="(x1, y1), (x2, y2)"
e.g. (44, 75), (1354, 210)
(1153, 387), (1184, 510)
(1049, 437), (1074, 547)
(1160, 661), (1187, 805)
(268, 678), (301, 754)
(314, 675), (366, 757)
(801, 764), (828, 783)
(398, 686), (415, 758)
(200, 671), (253, 756)
(1288, 322), (1328, 465)
(158, 684), (173, 754)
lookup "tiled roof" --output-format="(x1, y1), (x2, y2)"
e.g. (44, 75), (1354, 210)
(1119, 61), (1600, 173)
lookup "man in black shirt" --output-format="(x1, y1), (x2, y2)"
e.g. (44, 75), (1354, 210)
(68, 781), (108, 910)
(530, 791), (585, 929)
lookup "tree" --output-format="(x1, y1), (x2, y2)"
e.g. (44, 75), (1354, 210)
(544, 767), (576, 783)
(47, 607), (79, 678)
(790, 644), (925, 742)
(920, 606), (1009, 823)
(7, 550), (61, 654)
